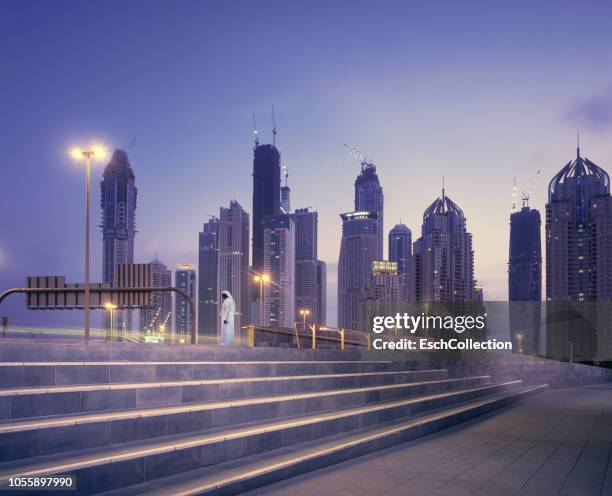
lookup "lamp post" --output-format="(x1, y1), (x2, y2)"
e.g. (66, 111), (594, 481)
(70, 145), (107, 342)
(299, 308), (310, 330)
(253, 273), (270, 325)
(104, 302), (117, 341)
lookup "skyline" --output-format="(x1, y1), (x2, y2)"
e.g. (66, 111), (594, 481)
(2, 1), (612, 328)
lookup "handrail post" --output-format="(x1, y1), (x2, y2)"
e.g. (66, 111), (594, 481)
(366, 334), (371, 350)
(311, 324), (316, 350)
(247, 325), (255, 347)
(294, 322), (301, 349)
(340, 328), (345, 351)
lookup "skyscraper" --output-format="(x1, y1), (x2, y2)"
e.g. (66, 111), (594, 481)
(140, 258), (172, 333)
(100, 149), (137, 332)
(175, 263), (196, 337)
(316, 260), (327, 326)
(338, 211), (379, 329)
(263, 214), (295, 328)
(198, 217), (219, 338)
(360, 261), (403, 330)
(389, 224), (412, 301)
(354, 160), (384, 259)
(218, 201), (250, 334)
(252, 144), (281, 272)
(412, 190), (478, 302)
(546, 145), (611, 301)
(509, 206), (541, 301)
(293, 208), (325, 325)
(545, 144), (612, 361)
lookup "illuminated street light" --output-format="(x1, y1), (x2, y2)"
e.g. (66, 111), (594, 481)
(299, 308), (310, 329)
(70, 144), (108, 342)
(104, 302), (117, 339)
(253, 273), (270, 325)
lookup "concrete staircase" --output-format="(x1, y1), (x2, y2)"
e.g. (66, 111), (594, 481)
(0, 343), (547, 495)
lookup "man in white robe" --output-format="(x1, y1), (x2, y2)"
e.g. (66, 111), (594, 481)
(220, 290), (235, 346)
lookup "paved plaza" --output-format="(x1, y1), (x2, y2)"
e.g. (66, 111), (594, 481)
(245, 383), (612, 496)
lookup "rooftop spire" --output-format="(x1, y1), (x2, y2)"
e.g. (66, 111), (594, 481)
(442, 176), (445, 200)
(577, 131), (581, 159)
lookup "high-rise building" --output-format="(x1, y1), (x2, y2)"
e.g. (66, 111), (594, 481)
(252, 144), (281, 272)
(198, 218), (219, 338)
(100, 149), (137, 332)
(338, 211), (379, 329)
(263, 214), (295, 328)
(360, 261), (403, 330)
(218, 201), (250, 333)
(389, 224), (412, 301)
(355, 160), (384, 259)
(293, 208), (325, 325)
(140, 258), (172, 333)
(412, 190), (478, 302)
(545, 145), (612, 361)
(546, 145), (611, 301)
(316, 260), (327, 326)
(509, 206), (541, 301)
(175, 263), (196, 337)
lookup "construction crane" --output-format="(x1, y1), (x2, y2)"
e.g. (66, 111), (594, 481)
(271, 104), (277, 147)
(282, 164), (289, 187)
(128, 138), (136, 154)
(522, 169), (541, 208)
(343, 144), (372, 171)
(252, 114), (259, 146)
(512, 176), (518, 212)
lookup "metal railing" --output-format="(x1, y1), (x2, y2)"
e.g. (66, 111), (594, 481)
(242, 323), (371, 350)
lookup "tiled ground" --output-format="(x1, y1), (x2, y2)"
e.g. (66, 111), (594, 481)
(245, 384), (612, 496)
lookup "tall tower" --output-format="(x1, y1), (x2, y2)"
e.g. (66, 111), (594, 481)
(412, 190), (478, 302)
(175, 263), (196, 337)
(338, 211), (379, 329)
(545, 143), (612, 362)
(263, 214), (295, 328)
(388, 224), (412, 300)
(198, 217), (219, 339)
(293, 208), (325, 325)
(509, 207), (541, 301)
(100, 149), (137, 332)
(546, 144), (610, 301)
(140, 258), (172, 333)
(354, 161), (384, 259)
(218, 201), (250, 333)
(252, 144), (281, 272)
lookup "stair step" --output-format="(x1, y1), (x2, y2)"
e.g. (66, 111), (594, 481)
(0, 361), (404, 388)
(100, 384), (548, 496)
(0, 376), (488, 461)
(0, 369), (448, 420)
(0, 381), (522, 494)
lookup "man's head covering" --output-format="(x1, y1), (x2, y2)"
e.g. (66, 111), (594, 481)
(221, 290), (235, 302)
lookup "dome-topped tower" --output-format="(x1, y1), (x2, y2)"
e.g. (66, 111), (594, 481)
(548, 145), (609, 203)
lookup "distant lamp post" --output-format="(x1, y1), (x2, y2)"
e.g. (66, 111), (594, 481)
(70, 144), (108, 342)
(516, 331), (524, 354)
(253, 273), (270, 325)
(104, 302), (117, 340)
(299, 308), (310, 330)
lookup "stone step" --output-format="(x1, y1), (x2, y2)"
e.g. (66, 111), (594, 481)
(0, 381), (522, 494)
(0, 360), (407, 388)
(100, 384), (549, 496)
(0, 342), (380, 363)
(0, 376), (489, 461)
(0, 369), (449, 420)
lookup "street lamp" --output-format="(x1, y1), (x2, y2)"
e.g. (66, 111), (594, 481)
(104, 302), (117, 341)
(70, 144), (107, 342)
(253, 273), (270, 325)
(299, 308), (310, 329)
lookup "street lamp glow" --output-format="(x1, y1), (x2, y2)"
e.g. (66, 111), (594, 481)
(299, 309), (310, 316)
(104, 303), (117, 310)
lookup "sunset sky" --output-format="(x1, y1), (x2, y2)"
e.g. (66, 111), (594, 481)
(2, 0), (612, 328)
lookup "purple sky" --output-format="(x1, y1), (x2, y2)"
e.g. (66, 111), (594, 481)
(2, 0), (612, 329)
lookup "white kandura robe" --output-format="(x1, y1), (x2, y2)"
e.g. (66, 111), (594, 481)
(220, 293), (236, 346)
